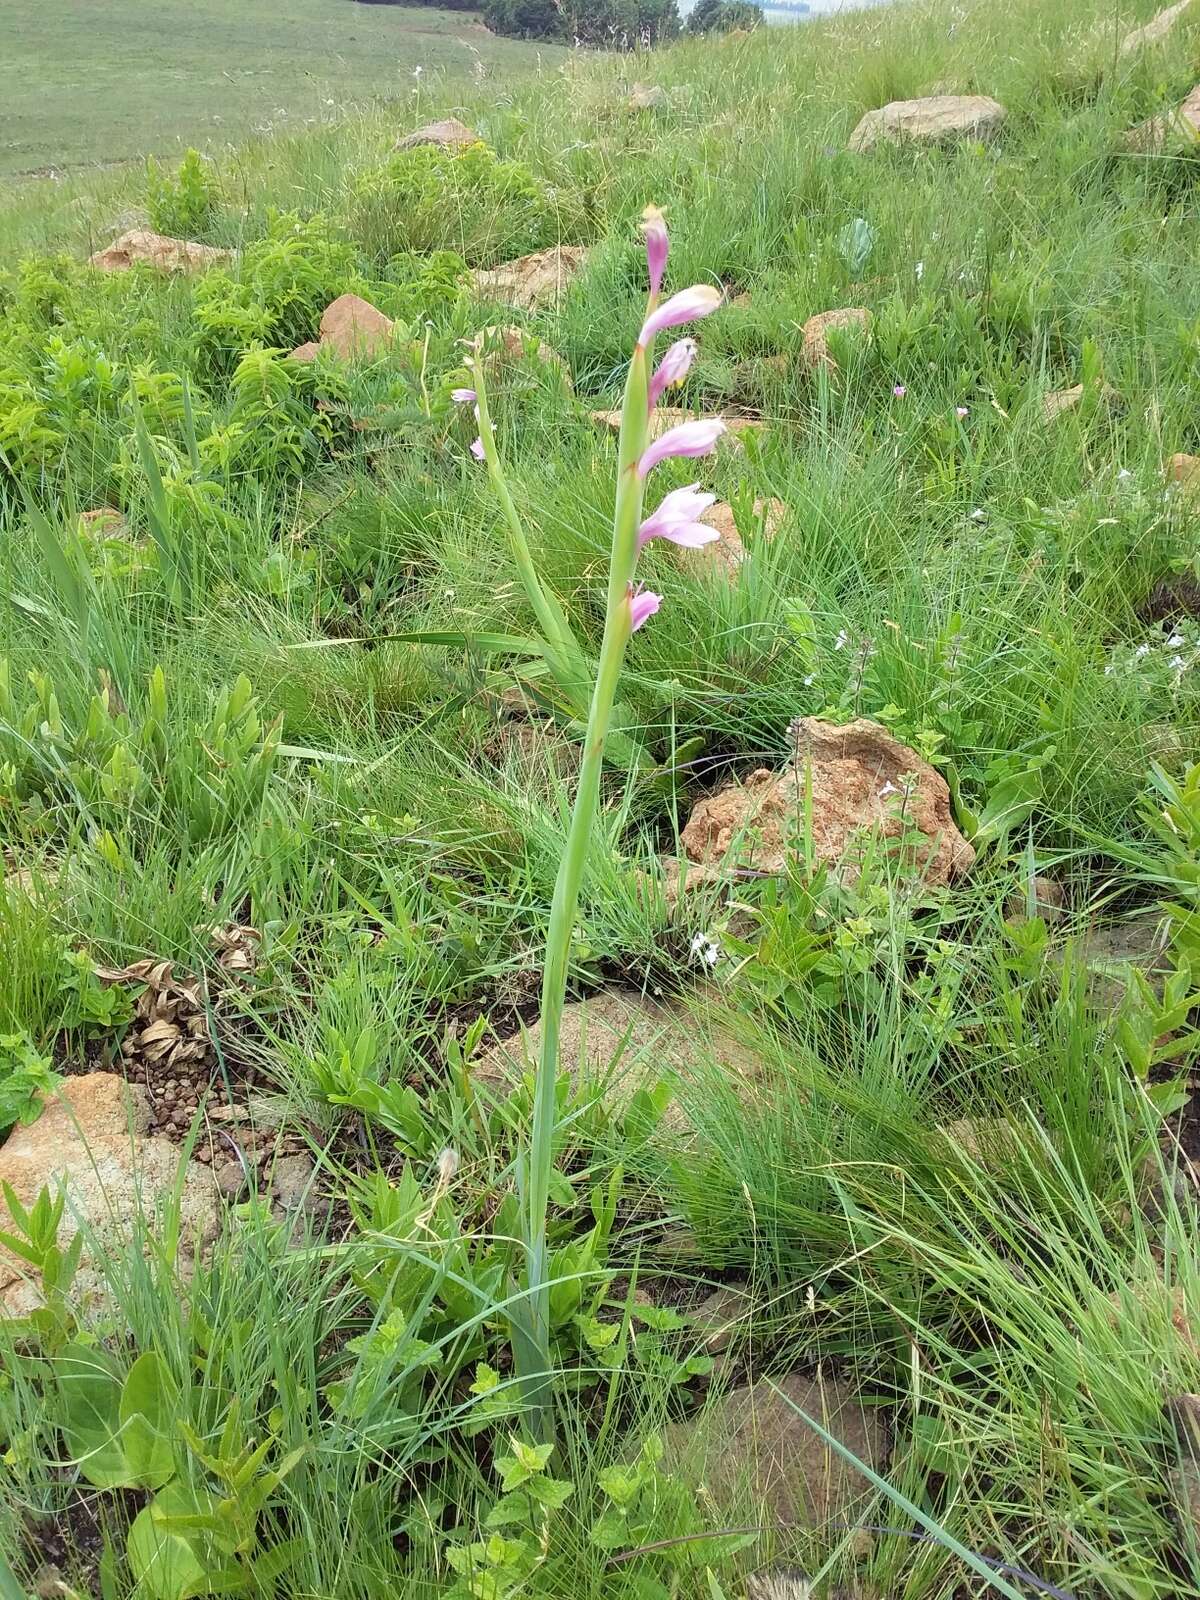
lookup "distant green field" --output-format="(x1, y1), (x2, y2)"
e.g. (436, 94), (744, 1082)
(0, 0), (554, 178)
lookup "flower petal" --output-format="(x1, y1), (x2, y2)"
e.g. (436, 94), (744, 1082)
(638, 285), (722, 347)
(628, 585), (662, 632)
(451, 387), (477, 405)
(648, 338), (698, 408)
(636, 418), (727, 478)
(642, 205), (669, 300)
(470, 437), (486, 461)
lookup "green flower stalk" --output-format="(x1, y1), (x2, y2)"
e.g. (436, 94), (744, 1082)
(467, 207), (724, 1443)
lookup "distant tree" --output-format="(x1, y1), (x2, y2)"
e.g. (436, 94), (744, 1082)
(482, 0), (566, 37)
(483, 0), (679, 45)
(686, 0), (762, 31)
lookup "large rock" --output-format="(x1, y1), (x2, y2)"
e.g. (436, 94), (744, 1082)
(628, 83), (670, 112)
(1125, 83), (1200, 151)
(88, 230), (231, 274)
(1167, 452), (1200, 500)
(395, 116), (479, 151)
(689, 497), (785, 582)
(849, 94), (1007, 152)
(472, 989), (762, 1126)
(0, 1074), (216, 1318)
(474, 245), (588, 312)
(679, 717), (975, 889)
(664, 1373), (888, 1525)
(1120, 0), (1194, 54)
(801, 307), (872, 371)
(290, 293), (394, 364)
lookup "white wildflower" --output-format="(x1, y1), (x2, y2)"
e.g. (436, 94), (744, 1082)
(689, 932), (720, 969)
(833, 629), (849, 651)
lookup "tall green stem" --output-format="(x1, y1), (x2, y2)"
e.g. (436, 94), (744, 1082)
(516, 342), (651, 1442)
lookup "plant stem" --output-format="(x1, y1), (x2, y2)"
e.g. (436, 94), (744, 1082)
(516, 342), (650, 1443)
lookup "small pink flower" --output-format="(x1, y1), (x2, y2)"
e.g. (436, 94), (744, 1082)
(649, 338), (697, 408)
(451, 387), (477, 405)
(637, 481), (718, 549)
(892, 384), (907, 399)
(642, 204), (669, 300)
(956, 406), (969, 419)
(470, 437), (486, 461)
(627, 582), (662, 632)
(636, 417), (726, 478)
(639, 285), (722, 347)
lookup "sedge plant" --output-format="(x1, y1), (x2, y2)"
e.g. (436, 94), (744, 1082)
(461, 207), (727, 1442)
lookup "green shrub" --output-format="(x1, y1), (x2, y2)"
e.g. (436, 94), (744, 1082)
(146, 148), (221, 240)
(686, 0), (761, 31)
(351, 143), (561, 268)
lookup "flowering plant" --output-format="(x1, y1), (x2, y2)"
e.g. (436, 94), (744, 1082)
(463, 207), (725, 1442)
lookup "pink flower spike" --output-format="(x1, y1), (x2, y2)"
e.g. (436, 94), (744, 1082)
(637, 481), (718, 549)
(649, 338), (697, 408)
(627, 582), (662, 632)
(636, 418), (726, 479)
(638, 285), (722, 348)
(470, 437), (486, 461)
(892, 384), (907, 398)
(451, 387), (477, 405)
(956, 406), (969, 418)
(642, 205), (669, 300)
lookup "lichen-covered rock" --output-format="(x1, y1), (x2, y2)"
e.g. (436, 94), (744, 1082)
(474, 245), (588, 311)
(849, 94), (1007, 152)
(88, 230), (231, 274)
(0, 1074), (216, 1317)
(1119, 0), (1194, 55)
(1125, 83), (1200, 151)
(679, 717), (975, 889)
(664, 1373), (888, 1525)
(800, 307), (872, 370)
(395, 116), (479, 151)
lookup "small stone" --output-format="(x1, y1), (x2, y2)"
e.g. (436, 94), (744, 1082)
(395, 116), (479, 151)
(474, 245), (588, 312)
(687, 497), (785, 582)
(1004, 874), (1066, 925)
(628, 83), (670, 111)
(470, 323), (571, 386)
(78, 508), (130, 539)
(1041, 383), (1118, 424)
(691, 1283), (752, 1353)
(270, 1152), (314, 1209)
(849, 94), (1007, 153)
(664, 1372), (888, 1525)
(316, 294), (394, 362)
(88, 230), (231, 274)
(800, 307), (872, 372)
(214, 1159), (247, 1201)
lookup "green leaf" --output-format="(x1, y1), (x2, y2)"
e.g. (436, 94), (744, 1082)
(127, 1483), (226, 1600)
(526, 1474), (575, 1509)
(288, 630), (545, 654)
(120, 1351), (177, 1489)
(57, 1342), (129, 1488)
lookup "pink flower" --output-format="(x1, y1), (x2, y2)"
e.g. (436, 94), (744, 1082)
(649, 338), (697, 408)
(627, 582), (662, 632)
(638, 285), (722, 348)
(892, 384), (907, 399)
(470, 437), (486, 461)
(451, 387), (477, 405)
(637, 482), (718, 549)
(642, 204), (669, 300)
(636, 417), (726, 478)
(955, 406), (969, 419)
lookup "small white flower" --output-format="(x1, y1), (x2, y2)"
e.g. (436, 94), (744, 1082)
(970, 508), (987, 522)
(436, 1147), (459, 1183)
(915, 260), (925, 281)
(1168, 633), (1185, 648)
(1134, 642), (1151, 659)
(1170, 654), (1186, 671)
(878, 781), (901, 798)
(1116, 468), (1132, 482)
(833, 629), (849, 651)
(803, 673), (815, 687)
(689, 932), (720, 969)
(413, 64), (423, 77)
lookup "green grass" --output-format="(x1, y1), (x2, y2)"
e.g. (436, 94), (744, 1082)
(5, 0), (1200, 1595)
(0, 0), (557, 179)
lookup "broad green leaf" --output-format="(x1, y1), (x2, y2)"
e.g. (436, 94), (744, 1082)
(57, 1342), (128, 1488)
(119, 1351), (177, 1489)
(127, 1482), (233, 1600)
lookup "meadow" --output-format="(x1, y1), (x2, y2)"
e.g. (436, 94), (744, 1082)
(0, 0), (554, 179)
(3, 0), (1200, 1596)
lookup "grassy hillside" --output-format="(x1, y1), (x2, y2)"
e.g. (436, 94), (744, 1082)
(4, 0), (1200, 1596)
(0, 0), (555, 178)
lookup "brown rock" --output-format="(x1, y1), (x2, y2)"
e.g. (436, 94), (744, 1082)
(1168, 453), (1200, 499)
(1004, 873), (1066, 925)
(691, 1283), (752, 1354)
(801, 308), (872, 372)
(269, 1152), (314, 1209)
(472, 989), (763, 1127)
(1120, 0), (1194, 55)
(849, 94), (1007, 152)
(88, 229), (231, 274)
(0, 1074), (216, 1317)
(1041, 382), (1118, 423)
(288, 341), (322, 364)
(317, 293), (394, 362)
(686, 497), (785, 581)
(471, 323), (572, 386)
(1125, 83), (1200, 151)
(214, 1158), (248, 1201)
(78, 508), (130, 539)
(679, 718), (974, 890)
(665, 1373), (888, 1525)
(395, 116), (479, 151)
(474, 245), (588, 312)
